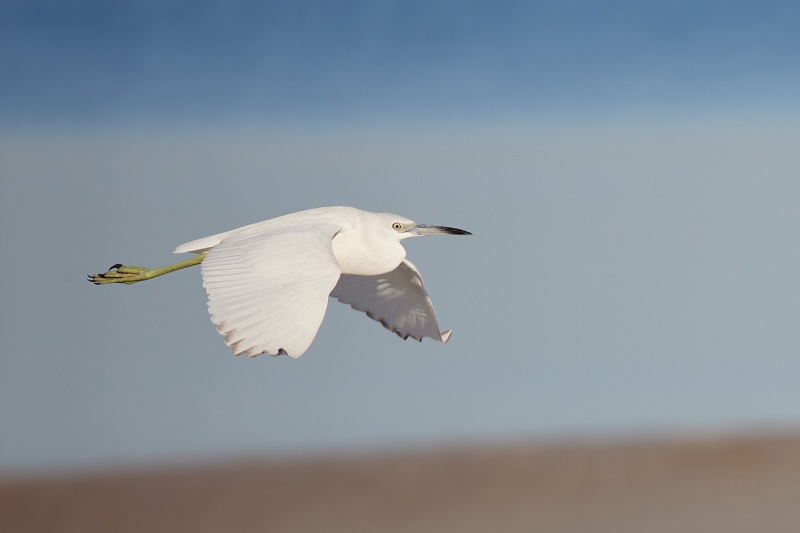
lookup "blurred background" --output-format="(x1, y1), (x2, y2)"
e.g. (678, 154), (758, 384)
(2, 1), (800, 531)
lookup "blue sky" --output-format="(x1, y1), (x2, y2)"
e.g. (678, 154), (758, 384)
(2, 1), (800, 474)
(4, 0), (800, 127)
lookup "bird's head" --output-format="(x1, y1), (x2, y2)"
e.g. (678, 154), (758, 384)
(383, 215), (472, 242)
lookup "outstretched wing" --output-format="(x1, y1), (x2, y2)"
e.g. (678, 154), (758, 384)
(201, 224), (342, 358)
(330, 259), (452, 343)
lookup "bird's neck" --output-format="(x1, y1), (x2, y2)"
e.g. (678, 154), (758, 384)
(331, 230), (406, 276)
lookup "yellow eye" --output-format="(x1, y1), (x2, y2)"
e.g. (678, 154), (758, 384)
(392, 222), (403, 231)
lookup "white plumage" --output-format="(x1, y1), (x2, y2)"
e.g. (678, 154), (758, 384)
(174, 206), (470, 358)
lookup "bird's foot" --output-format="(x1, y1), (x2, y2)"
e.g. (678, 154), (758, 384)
(88, 254), (205, 286)
(88, 264), (152, 285)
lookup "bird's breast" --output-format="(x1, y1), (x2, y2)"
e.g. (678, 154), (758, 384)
(331, 232), (406, 276)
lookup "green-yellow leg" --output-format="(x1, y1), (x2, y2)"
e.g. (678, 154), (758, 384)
(89, 253), (206, 285)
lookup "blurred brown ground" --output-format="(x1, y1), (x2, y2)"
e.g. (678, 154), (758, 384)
(3, 433), (800, 533)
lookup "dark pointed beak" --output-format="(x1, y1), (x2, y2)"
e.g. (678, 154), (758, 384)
(414, 224), (472, 236)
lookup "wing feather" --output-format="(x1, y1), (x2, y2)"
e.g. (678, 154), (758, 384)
(331, 259), (452, 343)
(201, 224), (342, 358)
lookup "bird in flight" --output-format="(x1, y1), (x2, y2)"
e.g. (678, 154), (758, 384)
(89, 206), (471, 358)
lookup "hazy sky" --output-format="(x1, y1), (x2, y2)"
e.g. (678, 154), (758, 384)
(2, 1), (800, 474)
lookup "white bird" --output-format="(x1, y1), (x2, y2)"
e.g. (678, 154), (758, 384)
(90, 206), (471, 358)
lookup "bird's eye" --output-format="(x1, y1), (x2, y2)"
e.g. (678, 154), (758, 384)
(392, 222), (403, 231)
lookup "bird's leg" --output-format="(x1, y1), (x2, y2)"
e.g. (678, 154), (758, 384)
(88, 253), (206, 285)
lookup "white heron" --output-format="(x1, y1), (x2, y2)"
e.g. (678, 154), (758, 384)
(90, 206), (471, 358)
